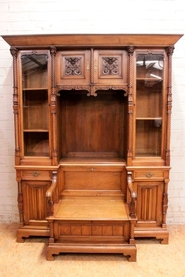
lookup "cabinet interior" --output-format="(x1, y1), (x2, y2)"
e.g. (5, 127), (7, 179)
(58, 89), (128, 162)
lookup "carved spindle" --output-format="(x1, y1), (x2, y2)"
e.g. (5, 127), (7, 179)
(127, 46), (134, 165)
(10, 47), (20, 164)
(165, 46), (174, 166)
(50, 47), (58, 165)
(90, 48), (97, 96)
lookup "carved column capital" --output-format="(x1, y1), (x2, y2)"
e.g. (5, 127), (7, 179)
(50, 46), (57, 56)
(10, 47), (18, 57)
(127, 46), (134, 56)
(166, 46), (174, 56)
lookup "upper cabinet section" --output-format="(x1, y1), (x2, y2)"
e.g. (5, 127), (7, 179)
(56, 49), (128, 95)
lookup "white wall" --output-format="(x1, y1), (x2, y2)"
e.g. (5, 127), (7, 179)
(0, 0), (185, 223)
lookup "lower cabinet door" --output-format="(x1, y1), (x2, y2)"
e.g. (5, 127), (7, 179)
(134, 181), (164, 228)
(22, 181), (50, 226)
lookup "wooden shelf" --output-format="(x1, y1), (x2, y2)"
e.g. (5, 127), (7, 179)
(23, 88), (48, 91)
(136, 117), (162, 120)
(23, 129), (49, 132)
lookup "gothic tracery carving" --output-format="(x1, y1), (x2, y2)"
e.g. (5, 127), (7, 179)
(65, 57), (82, 75)
(102, 57), (119, 75)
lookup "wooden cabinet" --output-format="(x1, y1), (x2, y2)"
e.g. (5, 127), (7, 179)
(2, 34), (183, 261)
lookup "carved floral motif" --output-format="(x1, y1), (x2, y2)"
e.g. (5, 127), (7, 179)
(65, 57), (82, 75)
(102, 57), (119, 75)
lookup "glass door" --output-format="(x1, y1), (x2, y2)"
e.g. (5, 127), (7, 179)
(135, 52), (164, 157)
(21, 52), (49, 156)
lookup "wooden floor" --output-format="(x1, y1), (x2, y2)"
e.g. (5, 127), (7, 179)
(1, 223), (185, 276)
(53, 196), (128, 220)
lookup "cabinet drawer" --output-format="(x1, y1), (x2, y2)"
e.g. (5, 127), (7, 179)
(134, 170), (164, 180)
(21, 170), (51, 180)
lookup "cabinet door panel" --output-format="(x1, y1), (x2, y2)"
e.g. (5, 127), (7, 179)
(135, 182), (163, 227)
(94, 50), (128, 85)
(55, 51), (90, 86)
(22, 181), (50, 225)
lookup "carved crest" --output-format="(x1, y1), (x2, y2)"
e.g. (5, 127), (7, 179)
(65, 57), (82, 75)
(102, 57), (119, 75)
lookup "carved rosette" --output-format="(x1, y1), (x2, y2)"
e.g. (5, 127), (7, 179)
(102, 57), (119, 75)
(65, 57), (82, 76)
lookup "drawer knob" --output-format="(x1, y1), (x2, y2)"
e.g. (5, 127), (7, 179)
(146, 173), (153, 178)
(33, 171), (39, 177)
(91, 168), (94, 171)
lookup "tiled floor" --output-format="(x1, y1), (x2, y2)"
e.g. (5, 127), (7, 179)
(0, 223), (185, 277)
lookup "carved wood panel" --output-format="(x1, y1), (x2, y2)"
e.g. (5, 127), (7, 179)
(55, 51), (90, 87)
(135, 182), (163, 227)
(93, 50), (128, 86)
(22, 181), (50, 225)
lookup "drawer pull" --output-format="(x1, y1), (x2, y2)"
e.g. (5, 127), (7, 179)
(146, 173), (153, 178)
(91, 168), (94, 171)
(32, 171), (39, 177)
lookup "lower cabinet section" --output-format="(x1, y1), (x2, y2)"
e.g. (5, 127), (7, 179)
(127, 167), (170, 244)
(135, 181), (163, 227)
(22, 181), (50, 225)
(17, 178), (51, 242)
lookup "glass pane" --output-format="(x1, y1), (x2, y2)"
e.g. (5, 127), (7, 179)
(21, 54), (48, 89)
(136, 53), (163, 80)
(24, 132), (49, 156)
(135, 119), (162, 157)
(136, 53), (163, 118)
(135, 53), (164, 157)
(21, 53), (49, 157)
(23, 90), (48, 130)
